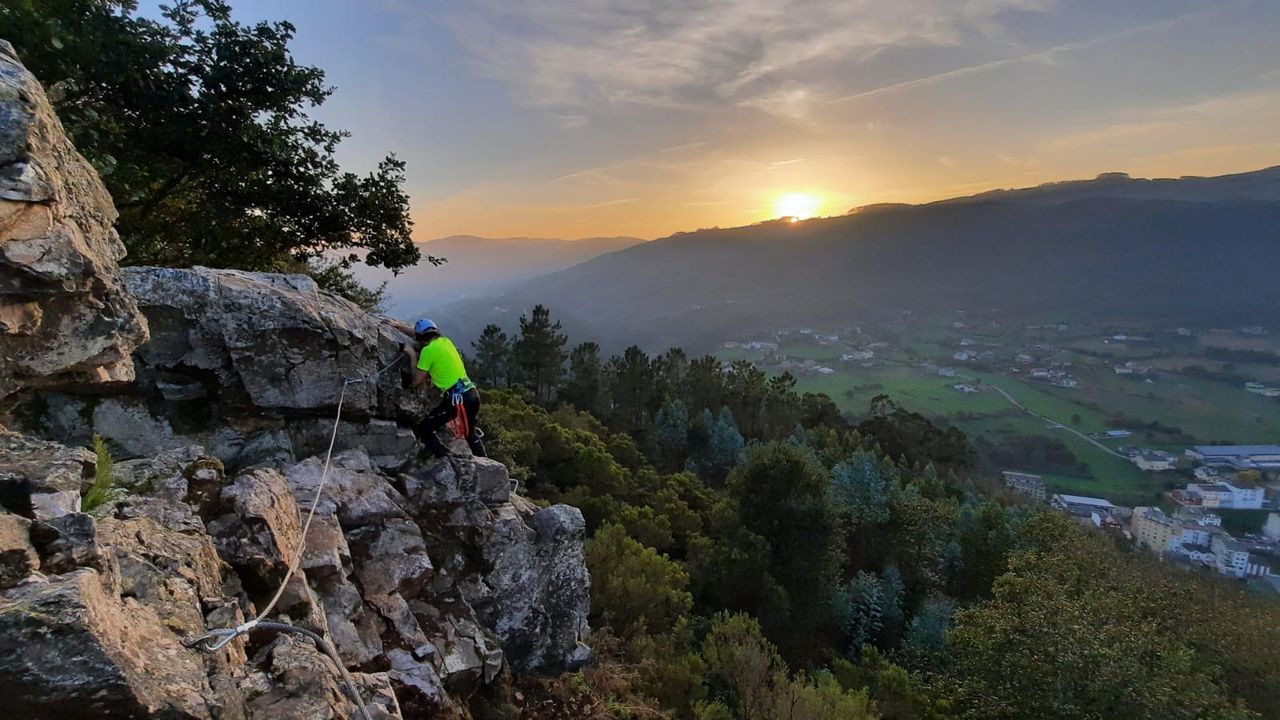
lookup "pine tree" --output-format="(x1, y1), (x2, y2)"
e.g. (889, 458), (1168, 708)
(655, 399), (691, 471)
(607, 346), (657, 433)
(561, 342), (608, 416)
(470, 324), (511, 387)
(513, 304), (566, 402)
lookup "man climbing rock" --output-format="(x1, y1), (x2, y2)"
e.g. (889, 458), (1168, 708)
(404, 318), (487, 458)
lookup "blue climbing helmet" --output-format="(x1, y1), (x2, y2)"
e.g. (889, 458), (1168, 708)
(414, 318), (438, 336)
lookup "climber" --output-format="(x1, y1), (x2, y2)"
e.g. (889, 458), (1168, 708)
(403, 318), (487, 459)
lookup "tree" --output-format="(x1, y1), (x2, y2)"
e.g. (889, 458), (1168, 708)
(701, 613), (875, 720)
(470, 324), (511, 387)
(701, 613), (785, 720)
(831, 452), (893, 527)
(729, 443), (843, 663)
(0, 0), (431, 300)
(949, 514), (1255, 720)
(607, 346), (659, 434)
(586, 523), (692, 642)
(687, 408), (744, 484)
(513, 304), (566, 402)
(561, 341), (608, 417)
(655, 399), (691, 471)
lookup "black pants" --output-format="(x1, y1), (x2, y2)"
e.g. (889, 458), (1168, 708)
(413, 388), (486, 458)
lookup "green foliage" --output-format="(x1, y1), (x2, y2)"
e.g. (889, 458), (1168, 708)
(307, 260), (387, 311)
(586, 524), (692, 642)
(471, 324), (512, 388)
(514, 305), (567, 402)
(563, 341), (608, 417)
(0, 0), (429, 280)
(701, 613), (876, 720)
(833, 649), (952, 720)
(729, 443), (843, 663)
(82, 435), (118, 513)
(949, 513), (1260, 720)
(476, 318), (1280, 720)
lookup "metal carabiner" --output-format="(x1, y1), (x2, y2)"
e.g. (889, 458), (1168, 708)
(182, 627), (243, 653)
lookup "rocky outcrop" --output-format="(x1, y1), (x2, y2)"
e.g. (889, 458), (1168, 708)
(17, 265), (425, 471)
(0, 45), (592, 715)
(0, 41), (147, 400)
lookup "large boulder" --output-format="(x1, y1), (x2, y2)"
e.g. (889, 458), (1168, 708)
(123, 266), (425, 418)
(0, 569), (217, 719)
(0, 41), (147, 400)
(475, 503), (592, 673)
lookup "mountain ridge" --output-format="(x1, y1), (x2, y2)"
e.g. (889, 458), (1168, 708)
(437, 166), (1280, 351)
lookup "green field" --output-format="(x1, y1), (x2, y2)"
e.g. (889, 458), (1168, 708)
(729, 328), (1280, 507)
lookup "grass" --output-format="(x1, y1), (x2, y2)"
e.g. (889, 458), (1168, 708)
(722, 327), (1278, 507)
(82, 435), (118, 514)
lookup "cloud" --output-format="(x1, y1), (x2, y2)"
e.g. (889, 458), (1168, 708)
(429, 0), (1054, 118)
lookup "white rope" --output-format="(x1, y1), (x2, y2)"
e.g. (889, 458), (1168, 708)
(184, 358), (406, 720)
(255, 378), (352, 620)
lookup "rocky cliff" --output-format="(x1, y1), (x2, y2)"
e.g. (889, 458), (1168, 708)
(0, 40), (147, 399)
(0, 45), (590, 719)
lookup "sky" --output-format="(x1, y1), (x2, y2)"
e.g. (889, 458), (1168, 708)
(187, 0), (1280, 240)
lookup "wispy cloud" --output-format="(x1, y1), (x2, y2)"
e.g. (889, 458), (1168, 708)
(429, 0), (1054, 119)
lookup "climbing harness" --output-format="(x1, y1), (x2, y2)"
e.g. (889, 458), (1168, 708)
(446, 379), (477, 441)
(184, 352), (408, 720)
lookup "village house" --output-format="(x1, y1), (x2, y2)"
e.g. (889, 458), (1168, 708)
(1122, 448), (1178, 471)
(1266, 513), (1280, 541)
(1131, 507), (1218, 554)
(1051, 494), (1122, 528)
(1173, 480), (1266, 510)
(1001, 471), (1047, 501)
(1211, 535), (1273, 578)
(1245, 382), (1280, 398)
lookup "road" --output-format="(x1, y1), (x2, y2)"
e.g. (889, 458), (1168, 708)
(986, 385), (1128, 460)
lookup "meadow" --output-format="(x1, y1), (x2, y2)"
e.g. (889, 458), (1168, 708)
(729, 327), (1280, 507)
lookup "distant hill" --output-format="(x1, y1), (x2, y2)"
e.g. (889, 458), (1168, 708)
(352, 235), (643, 317)
(439, 166), (1280, 352)
(926, 166), (1280, 208)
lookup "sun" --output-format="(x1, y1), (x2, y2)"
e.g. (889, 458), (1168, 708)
(774, 192), (822, 220)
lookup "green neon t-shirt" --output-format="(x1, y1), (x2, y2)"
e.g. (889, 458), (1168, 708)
(417, 337), (471, 391)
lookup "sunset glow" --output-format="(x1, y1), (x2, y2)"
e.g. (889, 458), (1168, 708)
(774, 193), (822, 220)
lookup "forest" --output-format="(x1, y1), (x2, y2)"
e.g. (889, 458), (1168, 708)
(464, 307), (1280, 719)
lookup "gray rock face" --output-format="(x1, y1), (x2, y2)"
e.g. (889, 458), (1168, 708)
(475, 503), (592, 673)
(0, 511), (38, 588)
(0, 426), (92, 520)
(0, 569), (217, 719)
(0, 42), (147, 399)
(0, 43), (590, 720)
(123, 265), (426, 417)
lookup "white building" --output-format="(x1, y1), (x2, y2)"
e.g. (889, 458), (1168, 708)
(1210, 535), (1272, 578)
(1130, 449), (1177, 472)
(1131, 507), (1219, 554)
(1186, 445), (1280, 472)
(1002, 471), (1047, 502)
(1264, 513), (1280, 541)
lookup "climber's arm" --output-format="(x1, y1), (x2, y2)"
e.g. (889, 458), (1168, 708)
(404, 344), (431, 387)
